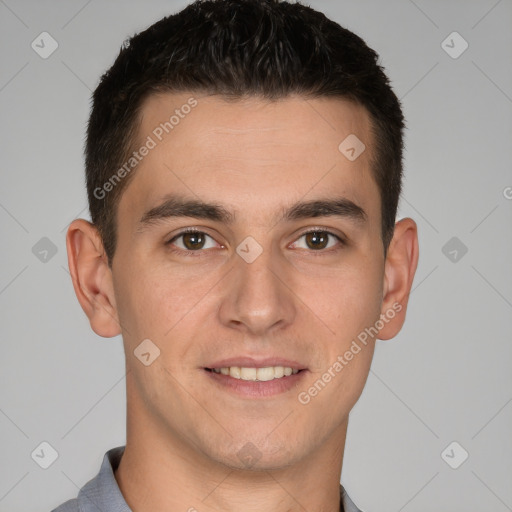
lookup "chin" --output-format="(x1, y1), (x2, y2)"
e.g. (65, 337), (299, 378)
(207, 437), (301, 473)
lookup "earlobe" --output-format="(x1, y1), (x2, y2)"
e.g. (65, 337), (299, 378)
(378, 217), (419, 340)
(66, 219), (122, 338)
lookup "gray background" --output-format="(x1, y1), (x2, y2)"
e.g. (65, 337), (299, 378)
(1, 0), (511, 511)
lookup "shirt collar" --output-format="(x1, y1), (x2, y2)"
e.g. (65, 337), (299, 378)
(77, 446), (130, 511)
(77, 446), (362, 512)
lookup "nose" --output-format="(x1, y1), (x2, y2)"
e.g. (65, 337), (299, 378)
(217, 240), (297, 336)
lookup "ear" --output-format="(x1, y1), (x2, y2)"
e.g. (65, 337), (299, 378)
(377, 217), (419, 340)
(66, 219), (121, 338)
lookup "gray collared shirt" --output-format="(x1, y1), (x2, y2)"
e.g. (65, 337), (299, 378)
(51, 446), (363, 512)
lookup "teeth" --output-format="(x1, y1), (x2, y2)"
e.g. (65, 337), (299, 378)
(255, 367), (273, 381)
(241, 367), (257, 380)
(211, 366), (300, 381)
(274, 366), (284, 378)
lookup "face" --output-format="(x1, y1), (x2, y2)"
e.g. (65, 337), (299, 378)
(109, 92), (387, 470)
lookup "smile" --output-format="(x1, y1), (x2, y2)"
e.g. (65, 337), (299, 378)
(206, 366), (300, 381)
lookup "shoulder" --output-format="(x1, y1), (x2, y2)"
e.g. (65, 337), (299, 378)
(340, 484), (365, 512)
(50, 445), (126, 512)
(50, 498), (79, 512)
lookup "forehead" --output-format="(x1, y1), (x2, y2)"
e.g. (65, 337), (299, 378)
(119, 92), (380, 229)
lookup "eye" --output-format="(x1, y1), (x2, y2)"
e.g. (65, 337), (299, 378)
(166, 229), (220, 254)
(290, 229), (345, 252)
(165, 227), (345, 257)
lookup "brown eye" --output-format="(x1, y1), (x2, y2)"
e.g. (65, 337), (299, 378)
(304, 231), (329, 250)
(182, 231), (206, 250)
(291, 229), (344, 252)
(166, 230), (218, 253)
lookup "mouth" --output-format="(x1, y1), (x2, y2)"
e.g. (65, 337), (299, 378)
(203, 362), (308, 399)
(204, 365), (304, 381)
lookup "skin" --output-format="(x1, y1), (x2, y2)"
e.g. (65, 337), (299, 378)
(67, 92), (419, 512)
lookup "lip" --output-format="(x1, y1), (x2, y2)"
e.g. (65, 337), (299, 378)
(204, 357), (306, 370)
(203, 367), (308, 399)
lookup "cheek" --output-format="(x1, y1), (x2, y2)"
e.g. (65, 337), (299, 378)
(296, 277), (380, 417)
(111, 257), (170, 343)
(293, 255), (383, 336)
(112, 256), (217, 355)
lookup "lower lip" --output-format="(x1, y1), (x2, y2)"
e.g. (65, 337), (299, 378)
(203, 368), (308, 398)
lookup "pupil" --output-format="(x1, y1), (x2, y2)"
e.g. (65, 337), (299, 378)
(306, 231), (327, 249)
(184, 232), (204, 250)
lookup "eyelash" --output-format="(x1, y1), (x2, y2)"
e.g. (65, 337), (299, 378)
(165, 227), (346, 257)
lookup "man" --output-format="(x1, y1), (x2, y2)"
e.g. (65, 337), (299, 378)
(55, 0), (419, 510)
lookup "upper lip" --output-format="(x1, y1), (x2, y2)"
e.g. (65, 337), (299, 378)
(205, 357), (306, 370)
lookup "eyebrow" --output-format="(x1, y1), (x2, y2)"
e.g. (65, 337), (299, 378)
(137, 194), (367, 231)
